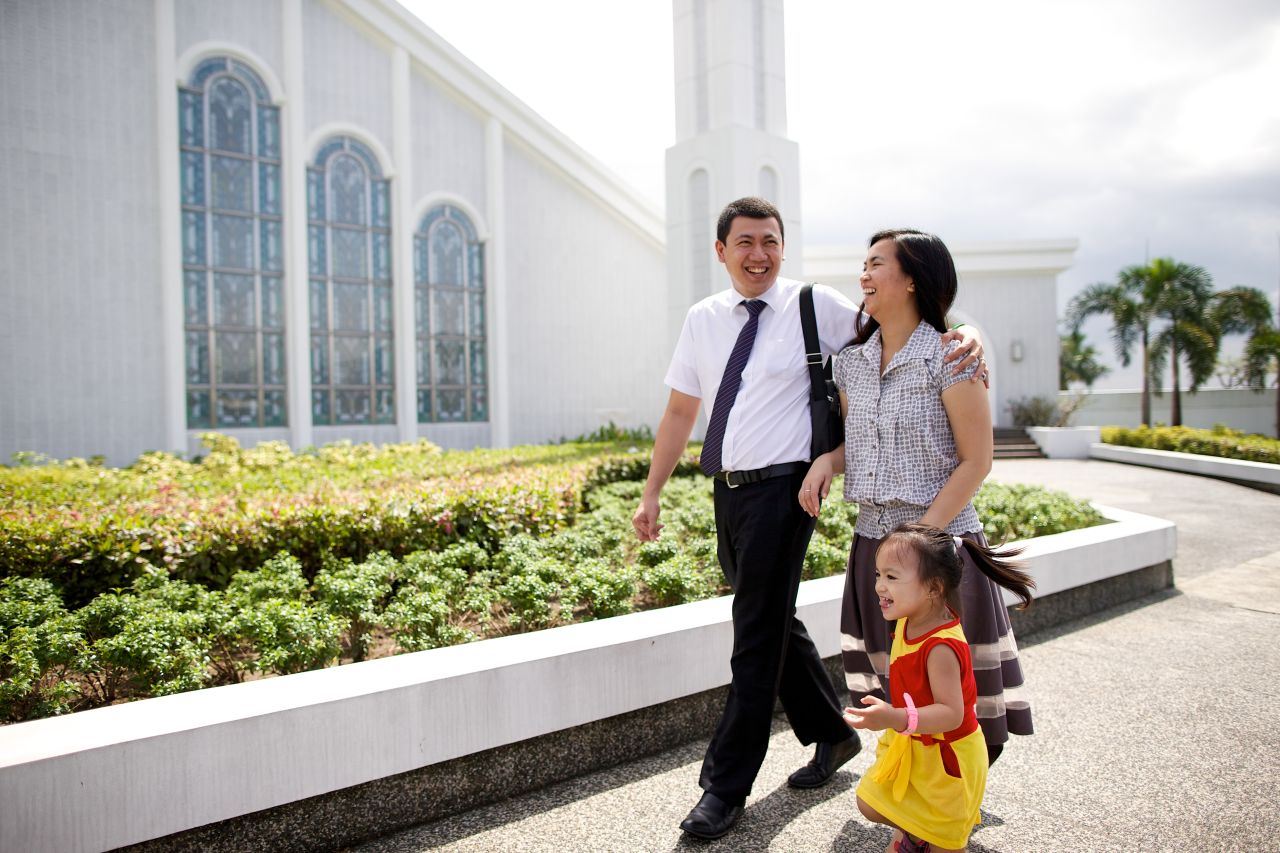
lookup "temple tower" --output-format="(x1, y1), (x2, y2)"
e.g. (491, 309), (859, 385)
(665, 0), (802, 347)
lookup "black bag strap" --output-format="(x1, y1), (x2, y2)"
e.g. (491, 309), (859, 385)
(799, 283), (826, 403)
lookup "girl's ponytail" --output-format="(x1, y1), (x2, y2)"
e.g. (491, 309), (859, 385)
(956, 538), (1035, 609)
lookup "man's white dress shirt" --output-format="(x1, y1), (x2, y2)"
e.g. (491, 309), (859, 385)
(665, 277), (860, 472)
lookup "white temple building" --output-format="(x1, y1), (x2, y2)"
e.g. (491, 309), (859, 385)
(0, 0), (1074, 466)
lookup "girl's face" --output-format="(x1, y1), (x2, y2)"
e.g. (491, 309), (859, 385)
(859, 239), (916, 319)
(874, 540), (938, 623)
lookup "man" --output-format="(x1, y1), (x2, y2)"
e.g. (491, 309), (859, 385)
(632, 197), (984, 840)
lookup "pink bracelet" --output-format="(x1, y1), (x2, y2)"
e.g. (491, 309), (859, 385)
(898, 692), (919, 735)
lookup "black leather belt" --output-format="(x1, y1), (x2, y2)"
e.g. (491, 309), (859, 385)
(711, 461), (809, 488)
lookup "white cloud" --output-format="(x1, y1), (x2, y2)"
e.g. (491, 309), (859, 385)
(1168, 28), (1280, 175)
(403, 0), (1280, 389)
(400, 0), (674, 204)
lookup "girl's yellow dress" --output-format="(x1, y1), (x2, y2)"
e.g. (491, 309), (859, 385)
(856, 617), (988, 850)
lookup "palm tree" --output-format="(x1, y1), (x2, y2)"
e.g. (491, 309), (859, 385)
(1245, 330), (1280, 438)
(1069, 260), (1276, 428)
(1059, 328), (1110, 389)
(1211, 286), (1280, 437)
(1066, 266), (1156, 424)
(1146, 259), (1216, 426)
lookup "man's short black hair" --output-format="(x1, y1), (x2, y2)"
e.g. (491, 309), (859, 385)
(716, 196), (784, 244)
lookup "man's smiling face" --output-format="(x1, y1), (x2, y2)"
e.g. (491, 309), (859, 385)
(715, 216), (784, 299)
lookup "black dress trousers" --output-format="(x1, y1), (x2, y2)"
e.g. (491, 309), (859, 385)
(698, 469), (852, 803)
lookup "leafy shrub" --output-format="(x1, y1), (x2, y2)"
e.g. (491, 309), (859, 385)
(814, 497), (859, 552)
(494, 538), (636, 625)
(384, 544), (492, 651)
(228, 598), (343, 676)
(213, 554), (343, 678)
(0, 577), (81, 721)
(1006, 394), (1087, 428)
(975, 483), (1108, 542)
(637, 538), (680, 567)
(565, 421), (655, 444)
(582, 451), (700, 492)
(313, 552), (398, 662)
(384, 585), (466, 652)
(663, 500), (718, 540)
(546, 528), (617, 564)
(564, 557), (636, 620)
(684, 536), (720, 569)
(641, 555), (722, 607)
(224, 551), (310, 603)
(0, 437), (1110, 722)
(0, 435), (624, 606)
(803, 538), (850, 580)
(497, 557), (565, 631)
(1102, 425), (1280, 464)
(72, 580), (213, 705)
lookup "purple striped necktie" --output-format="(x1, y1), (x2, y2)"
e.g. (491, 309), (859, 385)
(700, 299), (767, 476)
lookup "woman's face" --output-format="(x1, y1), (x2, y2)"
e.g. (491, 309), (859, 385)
(859, 238), (915, 319)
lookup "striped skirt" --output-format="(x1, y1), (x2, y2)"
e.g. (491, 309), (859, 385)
(840, 531), (1034, 744)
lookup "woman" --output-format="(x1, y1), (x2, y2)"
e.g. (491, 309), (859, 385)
(799, 229), (1031, 763)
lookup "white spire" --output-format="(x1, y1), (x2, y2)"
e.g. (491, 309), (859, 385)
(665, 0), (803, 349)
(673, 0), (789, 140)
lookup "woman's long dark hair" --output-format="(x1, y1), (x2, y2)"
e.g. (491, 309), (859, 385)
(879, 522), (1035, 613)
(852, 229), (959, 347)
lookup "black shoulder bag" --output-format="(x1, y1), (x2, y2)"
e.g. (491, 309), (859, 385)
(799, 283), (845, 461)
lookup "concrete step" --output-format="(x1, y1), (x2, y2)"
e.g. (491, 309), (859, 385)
(993, 427), (1044, 458)
(995, 446), (1045, 459)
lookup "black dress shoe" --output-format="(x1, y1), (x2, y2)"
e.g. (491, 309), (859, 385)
(787, 735), (861, 788)
(679, 791), (744, 839)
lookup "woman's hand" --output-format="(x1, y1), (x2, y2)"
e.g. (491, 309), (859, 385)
(798, 453), (835, 517)
(941, 326), (990, 388)
(843, 695), (905, 732)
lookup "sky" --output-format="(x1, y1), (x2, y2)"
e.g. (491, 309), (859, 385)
(402, 0), (1280, 390)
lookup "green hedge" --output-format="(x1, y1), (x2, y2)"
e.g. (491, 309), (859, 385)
(0, 435), (1106, 723)
(1, 434), (678, 607)
(1102, 424), (1280, 465)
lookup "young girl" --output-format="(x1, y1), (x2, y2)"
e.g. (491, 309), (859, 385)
(844, 522), (1034, 853)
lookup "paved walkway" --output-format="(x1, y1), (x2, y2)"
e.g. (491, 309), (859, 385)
(349, 459), (1280, 852)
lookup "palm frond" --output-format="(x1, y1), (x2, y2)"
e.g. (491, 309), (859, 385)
(1244, 329), (1280, 389)
(1212, 287), (1276, 336)
(1180, 323), (1219, 390)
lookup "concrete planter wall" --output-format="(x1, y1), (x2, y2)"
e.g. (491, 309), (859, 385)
(0, 505), (1176, 853)
(1091, 443), (1280, 494)
(1026, 426), (1101, 459)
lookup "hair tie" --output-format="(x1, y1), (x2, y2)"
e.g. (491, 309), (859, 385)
(953, 535), (964, 553)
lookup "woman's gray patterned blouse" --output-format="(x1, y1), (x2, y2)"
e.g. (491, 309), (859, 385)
(833, 319), (982, 538)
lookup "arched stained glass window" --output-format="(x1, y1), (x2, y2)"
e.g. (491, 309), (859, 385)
(308, 137), (393, 426)
(414, 206), (486, 422)
(180, 57), (285, 429)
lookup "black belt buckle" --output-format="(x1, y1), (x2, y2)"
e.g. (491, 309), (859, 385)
(714, 469), (745, 488)
(717, 464), (798, 488)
